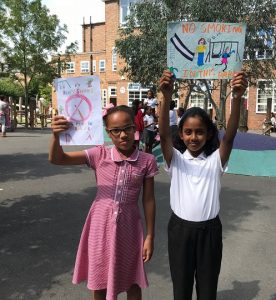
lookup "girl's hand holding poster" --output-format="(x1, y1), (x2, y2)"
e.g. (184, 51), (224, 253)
(54, 76), (104, 145)
(167, 22), (246, 79)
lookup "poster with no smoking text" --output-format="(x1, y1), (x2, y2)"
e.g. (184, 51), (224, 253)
(167, 21), (246, 80)
(54, 76), (104, 146)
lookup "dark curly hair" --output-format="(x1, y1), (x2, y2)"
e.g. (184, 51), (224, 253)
(103, 105), (135, 127)
(174, 107), (220, 156)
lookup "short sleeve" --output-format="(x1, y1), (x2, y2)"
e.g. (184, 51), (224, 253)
(215, 149), (228, 173)
(145, 155), (159, 178)
(164, 148), (179, 175)
(85, 145), (105, 169)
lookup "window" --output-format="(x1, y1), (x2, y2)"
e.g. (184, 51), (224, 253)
(120, 0), (137, 24)
(256, 80), (276, 113)
(108, 87), (117, 97)
(66, 62), (75, 74)
(173, 98), (179, 108)
(101, 89), (107, 107)
(93, 60), (96, 73)
(112, 47), (117, 71)
(189, 92), (212, 109)
(128, 83), (148, 106)
(256, 49), (274, 60)
(99, 60), (106, 72)
(80, 61), (89, 73)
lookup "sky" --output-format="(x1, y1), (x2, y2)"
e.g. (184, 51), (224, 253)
(41, 0), (105, 52)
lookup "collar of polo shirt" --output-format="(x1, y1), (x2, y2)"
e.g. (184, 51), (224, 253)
(111, 146), (139, 162)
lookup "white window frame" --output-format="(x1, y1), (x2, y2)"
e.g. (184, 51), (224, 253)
(99, 60), (106, 72)
(256, 80), (276, 113)
(101, 89), (107, 107)
(189, 92), (212, 109)
(80, 61), (89, 73)
(127, 83), (148, 106)
(66, 62), (75, 74)
(93, 60), (97, 73)
(120, 0), (137, 24)
(172, 98), (179, 109)
(256, 49), (274, 60)
(108, 86), (117, 98)
(112, 47), (117, 71)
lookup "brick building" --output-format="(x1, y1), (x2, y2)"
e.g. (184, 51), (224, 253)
(52, 0), (275, 130)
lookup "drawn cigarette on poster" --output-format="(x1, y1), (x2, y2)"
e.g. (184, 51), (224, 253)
(167, 21), (247, 79)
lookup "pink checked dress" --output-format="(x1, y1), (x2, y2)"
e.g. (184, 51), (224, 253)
(72, 145), (158, 300)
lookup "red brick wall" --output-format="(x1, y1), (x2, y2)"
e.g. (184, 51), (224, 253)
(82, 23), (106, 52)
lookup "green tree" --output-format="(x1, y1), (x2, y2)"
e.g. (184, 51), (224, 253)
(0, 77), (24, 98)
(116, 0), (276, 127)
(0, 0), (78, 127)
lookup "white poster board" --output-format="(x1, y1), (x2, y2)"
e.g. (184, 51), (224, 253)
(54, 76), (104, 145)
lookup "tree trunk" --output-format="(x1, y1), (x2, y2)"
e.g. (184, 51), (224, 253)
(239, 97), (248, 132)
(218, 79), (228, 129)
(24, 75), (29, 128)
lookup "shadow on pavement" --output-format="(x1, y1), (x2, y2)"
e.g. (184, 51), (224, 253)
(0, 188), (95, 300)
(217, 280), (260, 299)
(220, 186), (268, 235)
(0, 153), (86, 183)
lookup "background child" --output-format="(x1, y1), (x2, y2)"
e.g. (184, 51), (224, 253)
(143, 90), (158, 116)
(49, 105), (158, 300)
(0, 95), (9, 137)
(159, 70), (247, 300)
(169, 100), (178, 147)
(132, 99), (144, 149)
(143, 106), (157, 154)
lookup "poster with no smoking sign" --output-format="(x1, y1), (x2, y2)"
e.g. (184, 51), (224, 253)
(54, 76), (104, 145)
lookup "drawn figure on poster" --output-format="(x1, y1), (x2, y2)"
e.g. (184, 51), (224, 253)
(196, 38), (207, 66)
(215, 47), (236, 71)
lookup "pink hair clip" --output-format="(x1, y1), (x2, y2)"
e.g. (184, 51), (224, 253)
(102, 103), (115, 117)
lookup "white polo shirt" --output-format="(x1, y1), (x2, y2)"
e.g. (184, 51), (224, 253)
(165, 148), (227, 221)
(144, 98), (158, 109)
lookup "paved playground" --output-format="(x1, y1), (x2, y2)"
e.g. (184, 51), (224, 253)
(0, 128), (276, 300)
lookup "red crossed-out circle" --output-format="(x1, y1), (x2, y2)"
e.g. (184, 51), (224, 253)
(65, 93), (92, 122)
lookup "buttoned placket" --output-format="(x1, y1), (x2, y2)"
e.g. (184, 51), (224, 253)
(113, 160), (128, 222)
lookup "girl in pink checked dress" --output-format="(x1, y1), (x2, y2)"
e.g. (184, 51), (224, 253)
(49, 105), (158, 300)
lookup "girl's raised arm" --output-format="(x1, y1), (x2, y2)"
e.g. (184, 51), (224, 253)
(49, 115), (87, 165)
(219, 72), (248, 167)
(159, 70), (174, 167)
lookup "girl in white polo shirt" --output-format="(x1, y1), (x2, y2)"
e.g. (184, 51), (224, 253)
(159, 70), (248, 300)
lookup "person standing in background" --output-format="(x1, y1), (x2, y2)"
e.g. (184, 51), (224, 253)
(169, 100), (178, 147)
(144, 90), (158, 116)
(132, 99), (144, 149)
(0, 95), (9, 137)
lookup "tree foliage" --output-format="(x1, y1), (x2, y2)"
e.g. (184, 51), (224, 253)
(116, 0), (275, 85)
(0, 0), (78, 126)
(0, 77), (24, 98)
